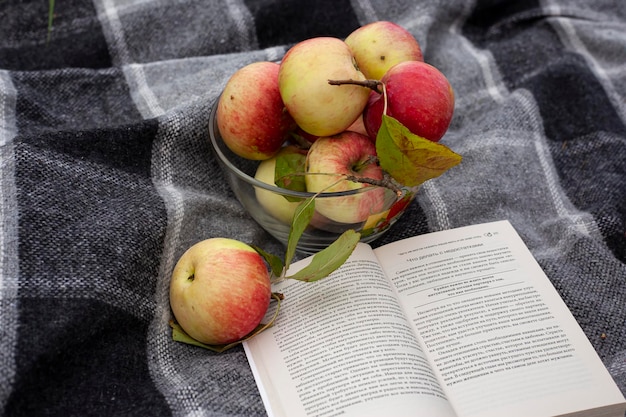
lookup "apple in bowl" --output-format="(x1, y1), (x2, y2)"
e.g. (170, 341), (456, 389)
(278, 37), (371, 137)
(305, 131), (387, 224)
(345, 20), (423, 80)
(217, 61), (296, 160)
(363, 60), (455, 143)
(254, 145), (305, 225)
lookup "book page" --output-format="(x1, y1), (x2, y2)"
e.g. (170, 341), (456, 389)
(374, 220), (626, 417)
(244, 244), (457, 417)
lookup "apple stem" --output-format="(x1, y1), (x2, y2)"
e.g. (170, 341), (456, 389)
(381, 83), (389, 116)
(352, 155), (377, 173)
(288, 131), (313, 149)
(345, 172), (404, 196)
(327, 78), (383, 93)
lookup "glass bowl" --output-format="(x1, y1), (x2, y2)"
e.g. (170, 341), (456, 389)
(208, 99), (418, 254)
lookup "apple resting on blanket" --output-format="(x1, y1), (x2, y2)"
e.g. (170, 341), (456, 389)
(364, 60), (455, 142)
(278, 37), (370, 137)
(344, 20), (424, 80)
(169, 238), (272, 345)
(305, 131), (386, 224)
(217, 61), (296, 160)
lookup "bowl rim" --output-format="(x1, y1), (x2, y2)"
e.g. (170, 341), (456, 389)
(208, 97), (394, 200)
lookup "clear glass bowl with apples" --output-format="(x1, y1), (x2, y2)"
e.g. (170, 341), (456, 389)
(208, 102), (418, 255)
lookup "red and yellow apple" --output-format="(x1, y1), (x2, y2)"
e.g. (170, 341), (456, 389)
(292, 115), (368, 144)
(347, 114), (368, 136)
(217, 61), (296, 160)
(305, 131), (386, 224)
(278, 37), (370, 137)
(364, 60), (454, 142)
(345, 20), (423, 80)
(169, 238), (271, 345)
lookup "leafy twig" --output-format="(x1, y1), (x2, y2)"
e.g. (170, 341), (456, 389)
(345, 171), (404, 196)
(47, 0), (56, 44)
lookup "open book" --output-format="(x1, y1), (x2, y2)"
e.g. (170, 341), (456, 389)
(243, 220), (626, 417)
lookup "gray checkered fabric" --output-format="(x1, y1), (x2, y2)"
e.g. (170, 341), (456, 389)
(1, 0), (624, 415)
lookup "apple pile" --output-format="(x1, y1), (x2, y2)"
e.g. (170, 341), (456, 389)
(168, 22), (463, 350)
(216, 21), (461, 227)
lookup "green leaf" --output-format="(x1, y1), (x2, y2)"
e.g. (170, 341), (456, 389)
(284, 197), (315, 271)
(275, 146), (307, 202)
(376, 115), (462, 187)
(287, 229), (361, 282)
(252, 245), (284, 279)
(169, 292), (283, 353)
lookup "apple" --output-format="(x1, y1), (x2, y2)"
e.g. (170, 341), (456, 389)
(291, 115), (367, 145)
(347, 114), (368, 136)
(169, 238), (272, 345)
(345, 21), (423, 80)
(254, 146), (305, 224)
(278, 37), (371, 137)
(217, 61), (296, 160)
(305, 131), (386, 224)
(363, 60), (454, 142)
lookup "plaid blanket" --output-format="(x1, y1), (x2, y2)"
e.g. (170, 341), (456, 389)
(1, 0), (624, 416)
